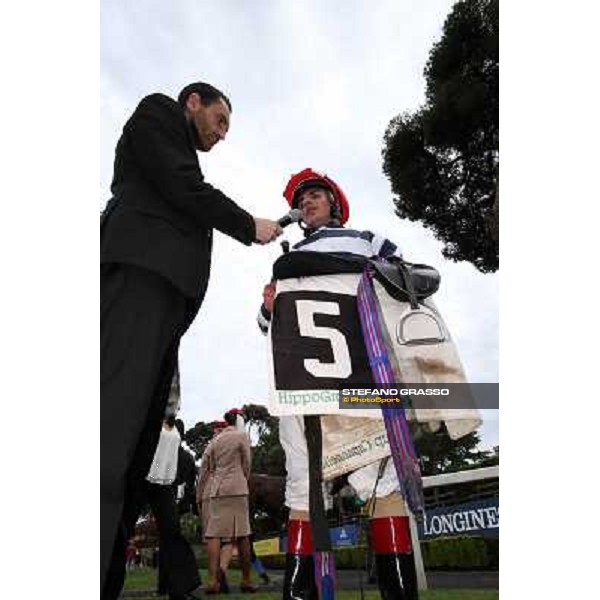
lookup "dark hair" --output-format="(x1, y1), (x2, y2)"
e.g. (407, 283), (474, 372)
(165, 414), (176, 428)
(177, 81), (232, 112)
(223, 411), (237, 426)
(174, 418), (185, 439)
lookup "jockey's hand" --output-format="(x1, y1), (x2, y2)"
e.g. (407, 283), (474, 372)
(262, 281), (276, 313)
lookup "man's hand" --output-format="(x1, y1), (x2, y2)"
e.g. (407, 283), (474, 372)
(254, 218), (282, 244)
(262, 281), (276, 313)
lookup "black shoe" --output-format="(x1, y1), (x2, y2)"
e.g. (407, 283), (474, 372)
(260, 572), (270, 585)
(175, 584), (204, 599)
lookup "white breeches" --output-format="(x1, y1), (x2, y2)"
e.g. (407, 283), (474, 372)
(279, 415), (400, 511)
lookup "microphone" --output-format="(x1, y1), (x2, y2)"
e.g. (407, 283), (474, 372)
(277, 208), (303, 228)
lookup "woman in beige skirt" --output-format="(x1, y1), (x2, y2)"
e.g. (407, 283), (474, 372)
(200, 410), (258, 594)
(205, 495), (251, 539)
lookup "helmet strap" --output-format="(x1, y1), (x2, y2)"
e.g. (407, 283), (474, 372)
(326, 191), (342, 222)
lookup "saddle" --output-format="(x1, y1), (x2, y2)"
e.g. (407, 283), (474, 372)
(272, 251), (445, 347)
(370, 258), (445, 347)
(369, 257), (440, 305)
(273, 251), (441, 302)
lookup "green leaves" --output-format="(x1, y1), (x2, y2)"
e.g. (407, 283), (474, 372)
(382, 0), (499, 273)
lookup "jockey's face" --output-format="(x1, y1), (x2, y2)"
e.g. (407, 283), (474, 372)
(297, 187), (332, 228)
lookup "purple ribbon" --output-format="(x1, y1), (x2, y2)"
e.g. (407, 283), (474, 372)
(356, 266), (425, 520)
(314, 550), (336, 600)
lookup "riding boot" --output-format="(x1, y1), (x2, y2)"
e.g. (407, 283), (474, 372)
(370, 516), (418, 600)
(282, 520), (318, 600)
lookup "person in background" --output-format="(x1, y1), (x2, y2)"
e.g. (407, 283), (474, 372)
(202, 410), (258, 594)
(250, 536), (271, 585)
(174, 418), (198, 516)
(125, 540), (137, 570)
(197, 421), (229, 593)
(145, 415), (201, 600)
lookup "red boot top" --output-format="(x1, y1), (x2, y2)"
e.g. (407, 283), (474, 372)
(287, 519), (314, 555)
(370, 516), (413, 554)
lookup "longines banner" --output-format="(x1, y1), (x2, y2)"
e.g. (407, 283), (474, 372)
(417, 497), (499, 540)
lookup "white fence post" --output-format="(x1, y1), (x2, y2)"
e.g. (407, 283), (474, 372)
(409, 510), (428, 591)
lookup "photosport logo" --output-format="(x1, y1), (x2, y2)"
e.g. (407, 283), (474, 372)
(338, 383), (499, 410)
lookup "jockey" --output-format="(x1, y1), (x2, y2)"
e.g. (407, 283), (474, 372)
(257, 168), (419, 600)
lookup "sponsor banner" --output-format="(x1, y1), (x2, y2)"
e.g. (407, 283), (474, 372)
(417, 498), (499, 540)
(321, 415), (389, 479)
(252, 537), (281, 557)
(280, 524), (360, 553)
(274, 388), (342, 412)
(330, 524), (360, 547)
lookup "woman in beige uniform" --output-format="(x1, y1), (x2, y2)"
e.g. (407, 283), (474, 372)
(201, 410), (258, 594)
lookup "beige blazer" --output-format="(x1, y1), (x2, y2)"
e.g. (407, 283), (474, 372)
(203, 427), (251, 497)
(195, 444), (214, 505)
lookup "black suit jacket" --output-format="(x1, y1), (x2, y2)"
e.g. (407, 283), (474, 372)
(101, 93), (256, 301)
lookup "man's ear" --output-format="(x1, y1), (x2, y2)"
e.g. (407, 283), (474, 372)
(186, 92), (202, 112)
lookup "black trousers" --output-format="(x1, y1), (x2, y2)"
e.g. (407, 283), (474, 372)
(145, 483), (201, 597)
(100, 263), (197, 599)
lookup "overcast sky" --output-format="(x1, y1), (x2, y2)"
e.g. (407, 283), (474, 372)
(100, 0), (498, 449)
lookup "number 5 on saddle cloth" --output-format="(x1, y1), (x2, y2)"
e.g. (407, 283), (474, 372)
(266, 252), (481, 451)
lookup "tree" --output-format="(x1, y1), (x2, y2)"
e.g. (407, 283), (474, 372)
(185, 420), (214, 459)
(411, 423), (494, 476)
(241, 404), (287, 533)
(382, 0), (498, 273)
(243, 403), (286, 477)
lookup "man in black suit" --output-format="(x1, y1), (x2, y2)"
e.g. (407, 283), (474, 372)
(100, 81), (281, 599)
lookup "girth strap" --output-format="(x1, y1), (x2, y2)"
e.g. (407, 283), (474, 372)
(304, 415), (336, 600)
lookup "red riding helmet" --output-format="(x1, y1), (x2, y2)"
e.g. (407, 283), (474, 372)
(225, 408), (244, 417)
(283, 168), (350, 225)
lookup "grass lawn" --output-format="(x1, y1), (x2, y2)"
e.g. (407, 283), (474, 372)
(123, 567), (499, 600)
